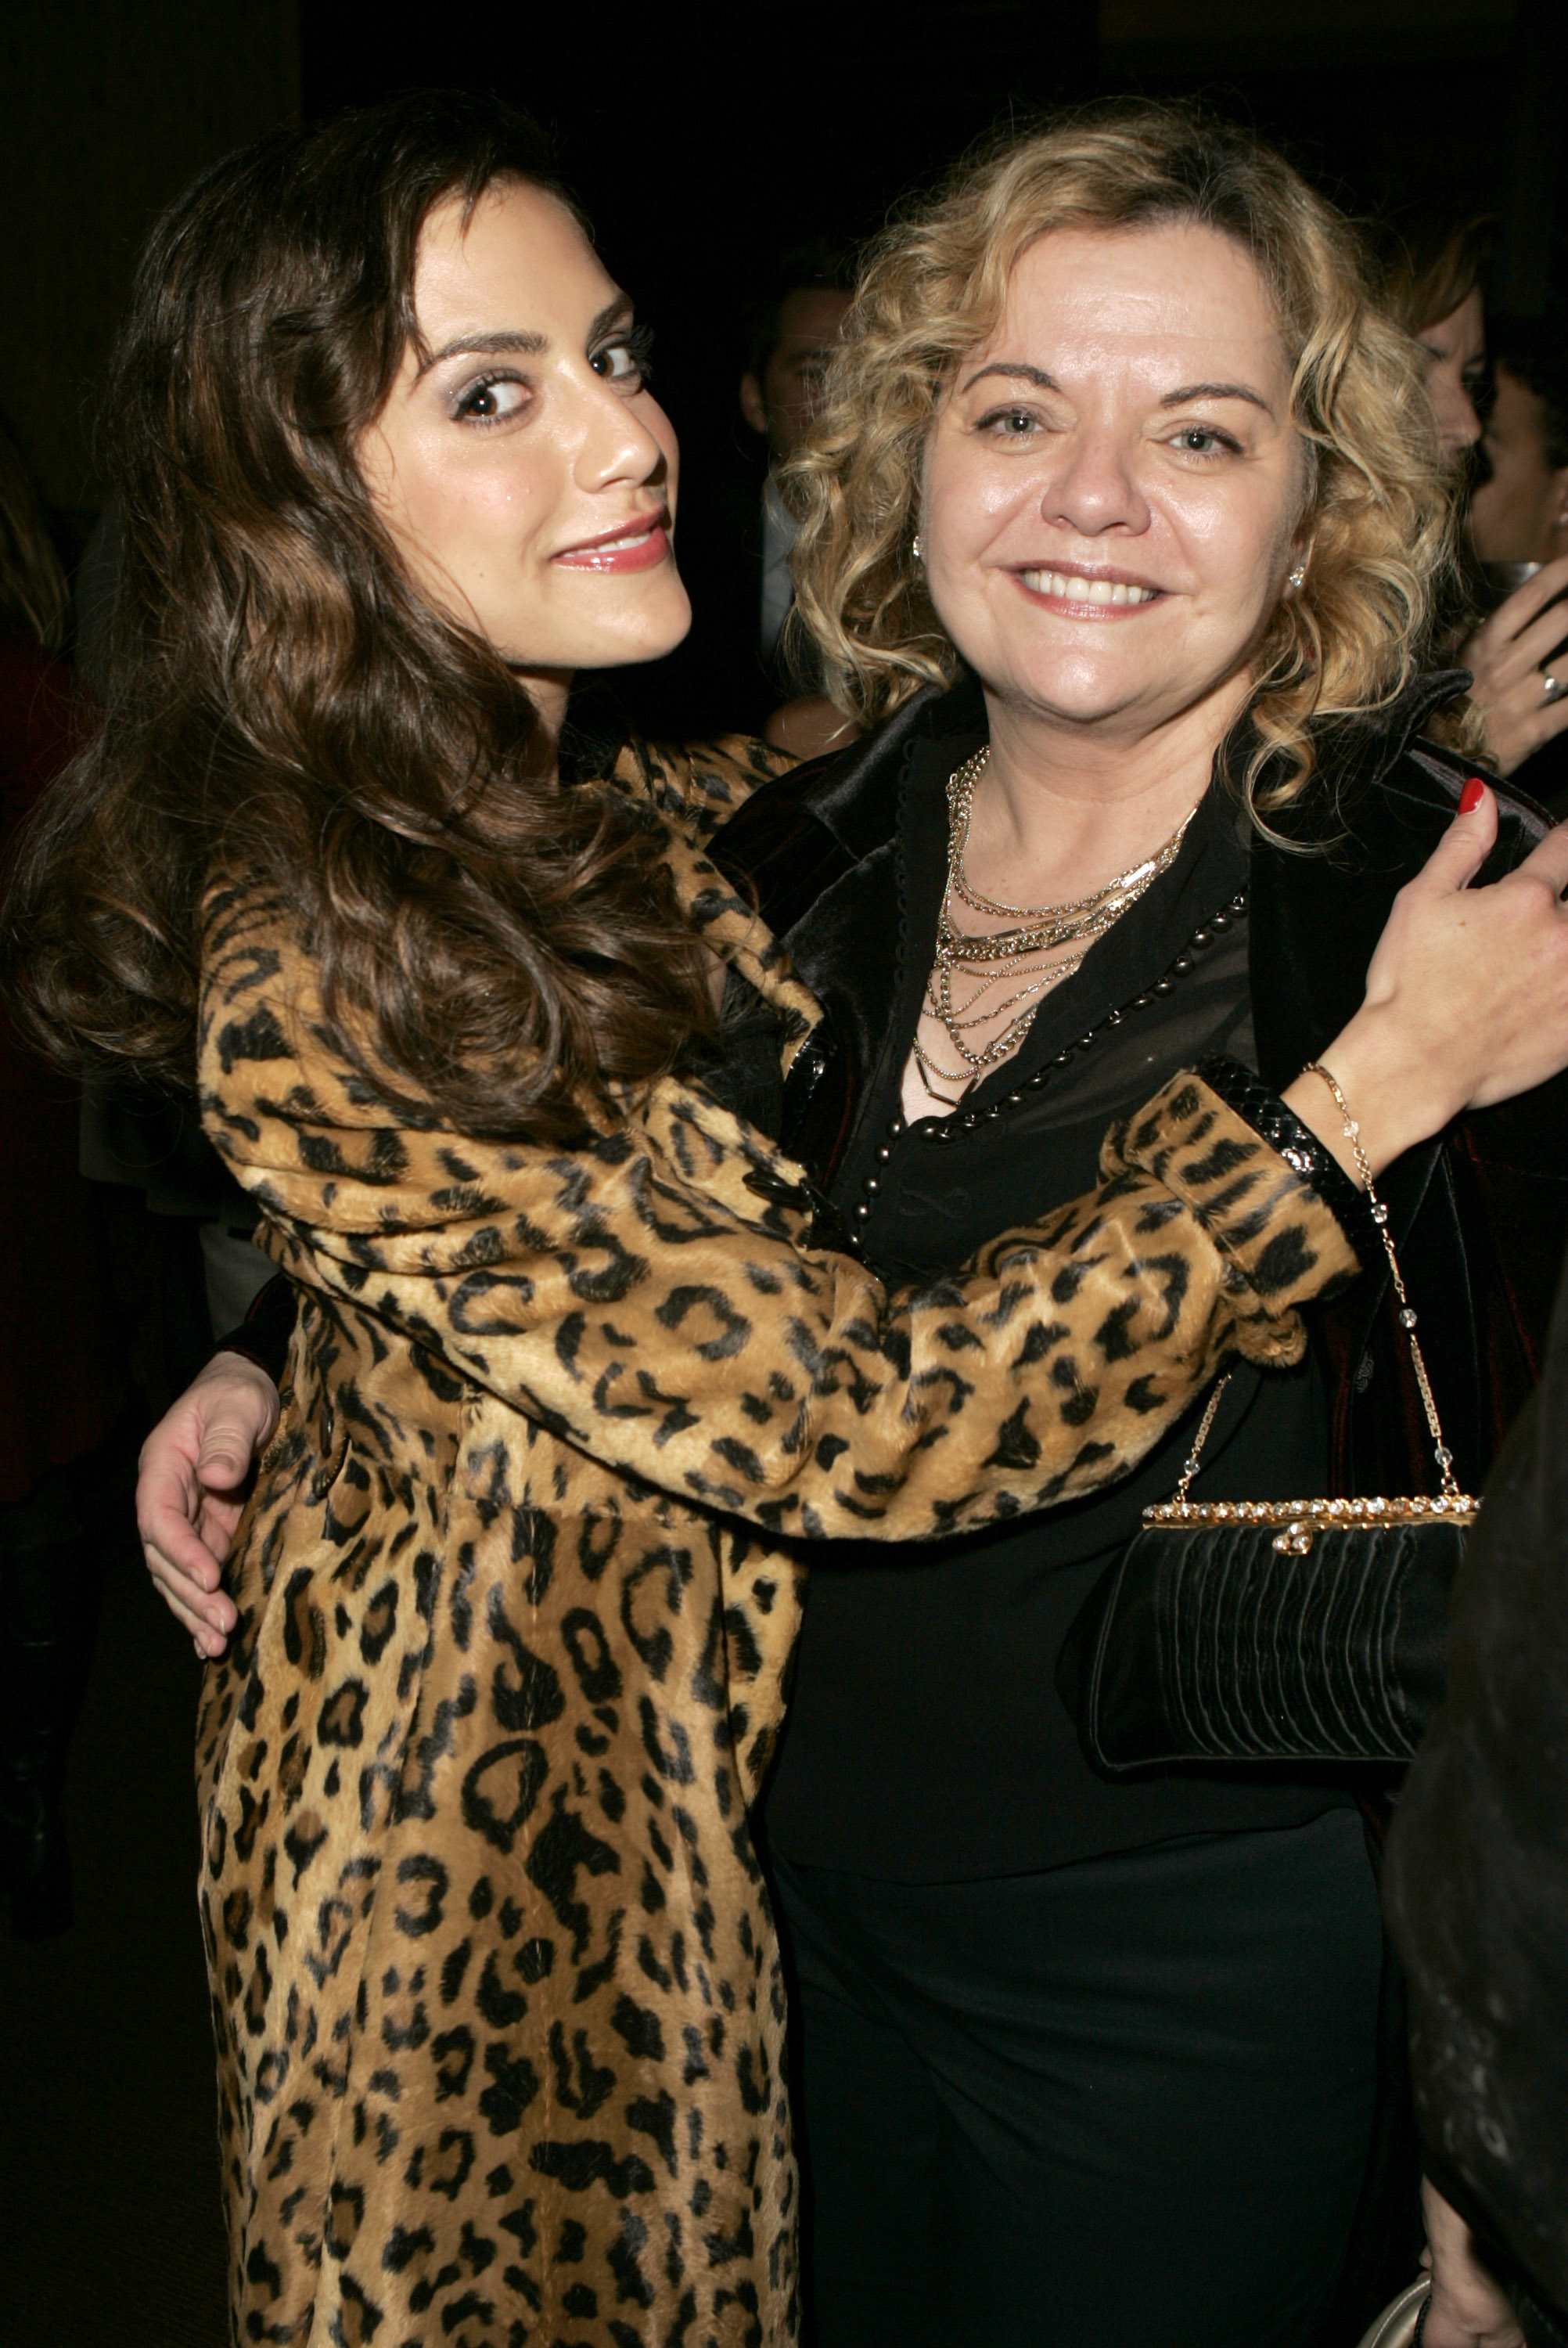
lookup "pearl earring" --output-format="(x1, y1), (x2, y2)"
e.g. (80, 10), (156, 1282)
(1288, 565), (1306, 589)
(912, 535), (924, 560)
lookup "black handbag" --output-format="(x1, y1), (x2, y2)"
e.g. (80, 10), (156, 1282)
(1066, 1064), (1478, 1774)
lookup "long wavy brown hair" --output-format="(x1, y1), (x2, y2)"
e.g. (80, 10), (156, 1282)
(785, 103), (1479, 823)
(3, 92), (714, 1141)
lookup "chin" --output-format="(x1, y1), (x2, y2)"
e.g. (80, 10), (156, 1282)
(591, 574), (692, 666)
(521, 582), (694, 674)
(1005, 664), (1155, 725)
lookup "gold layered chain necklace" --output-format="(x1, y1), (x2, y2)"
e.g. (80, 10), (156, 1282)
(913, 746), (1194, 1107)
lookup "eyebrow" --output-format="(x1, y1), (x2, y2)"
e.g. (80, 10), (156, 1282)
(414, 298), (635, 380)
(961, 361), (1059, 394)
(416, 327), (546, 379)
(959, 359), (1273, 417)
(1159, 380), (1273, 416)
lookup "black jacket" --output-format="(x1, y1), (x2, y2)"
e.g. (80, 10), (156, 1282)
(710, 672), (1568, 1515)
(707, 672), (1568, 2348)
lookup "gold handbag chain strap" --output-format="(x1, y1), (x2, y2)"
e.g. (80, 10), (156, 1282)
(1304, 1061), (1460, 1500)
(1171, 1061), (1461, 1505)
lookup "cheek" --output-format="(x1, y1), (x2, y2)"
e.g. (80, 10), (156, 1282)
(371, 421), (550, 574)
(643, 398), (680, 504)
(412, 454), (540, 553)
(1165, 477), (1296, 605)
(923, 442), (1034, 562)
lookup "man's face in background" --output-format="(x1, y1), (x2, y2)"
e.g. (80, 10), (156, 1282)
(740, 285), (853, 459)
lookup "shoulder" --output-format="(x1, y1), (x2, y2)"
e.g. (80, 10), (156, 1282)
(1283, 669), (1551, 880)
(1379, 734), (1552, 873)
(609, 732), (801, 840)
(197, 880), (333, 1099)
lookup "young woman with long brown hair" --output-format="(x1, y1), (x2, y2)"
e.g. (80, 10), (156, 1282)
(34, 95), (1568, 2346)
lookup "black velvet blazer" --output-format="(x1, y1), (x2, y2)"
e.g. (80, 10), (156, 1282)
(708, 672), (1568, 1511)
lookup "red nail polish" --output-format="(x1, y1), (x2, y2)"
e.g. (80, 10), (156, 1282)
(1458, 777), (1486, 814)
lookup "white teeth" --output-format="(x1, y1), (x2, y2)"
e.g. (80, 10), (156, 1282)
(1020, 570), (1157, 606)
(564, 524), (656, 560)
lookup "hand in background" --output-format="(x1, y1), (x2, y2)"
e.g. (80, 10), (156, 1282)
(1420, 2181), (1525, 2348)
(136, 1352), (280, 1658)
(1281, 780), (1568, 1179)
(1462, 557), (1568, 777)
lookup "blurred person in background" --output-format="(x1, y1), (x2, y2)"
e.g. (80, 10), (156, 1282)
(1379, 213), (1568, 800)
(1379, 213), (1490, 463)
(1464, 313), (1568, 813)
(73, 497), (276, 1350)
(1383, 1261), (1568, 2348)
(741, 244), (856, 679)
(649, 239), (855, 747)
(0, 418), (125, 1937)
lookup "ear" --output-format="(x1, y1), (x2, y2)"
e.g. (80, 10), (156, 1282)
(739, 373), (768, 438)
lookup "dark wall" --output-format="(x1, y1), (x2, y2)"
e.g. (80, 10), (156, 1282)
(5, 0), (1560, 524)
(0, 2), (300, 518)
(300, 3), (1101, 521)
(1102, 0), (1563, 312)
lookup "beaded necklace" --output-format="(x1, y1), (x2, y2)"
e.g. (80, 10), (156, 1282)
(843, 888), (1248, 1255)
(913, 747), (1196, 1106)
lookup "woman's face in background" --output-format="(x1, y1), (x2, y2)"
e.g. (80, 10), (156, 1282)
(360, 179), (690, 694)
(1415, 286), (1487, 458)
(1469, 362), (1568, 564)
(919, 221), (1307, 744)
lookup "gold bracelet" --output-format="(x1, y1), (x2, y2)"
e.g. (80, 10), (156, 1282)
(1303, 1060), (1459, 1496)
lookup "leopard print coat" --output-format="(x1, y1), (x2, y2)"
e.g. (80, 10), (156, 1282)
(193, 735), (1359, 2348)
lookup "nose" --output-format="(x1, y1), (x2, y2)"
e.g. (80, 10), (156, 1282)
(573, 372), (670, 496)
(1437, 381), (1483, 455)
(1041, 423), (1150, 538)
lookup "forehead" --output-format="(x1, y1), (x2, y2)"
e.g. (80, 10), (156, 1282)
(773, 285), (852, 353)
(412, 181), (612, 330)
(978, 220), (1286, 375)
(1421, 285), (1485, 358)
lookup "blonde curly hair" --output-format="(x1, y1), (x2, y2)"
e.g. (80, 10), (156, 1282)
(784, 103), (1476, 819)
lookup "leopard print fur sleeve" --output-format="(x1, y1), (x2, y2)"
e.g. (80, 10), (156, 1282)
(606, 731), (799, 841)
(199, 888), (1361, 1542)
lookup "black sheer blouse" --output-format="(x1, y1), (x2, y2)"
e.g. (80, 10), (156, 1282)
(762, 715), (1352, 1880)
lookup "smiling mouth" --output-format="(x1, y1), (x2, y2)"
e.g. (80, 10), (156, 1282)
(553, 513), (671, 572)
(1018, 569), (1161, 607)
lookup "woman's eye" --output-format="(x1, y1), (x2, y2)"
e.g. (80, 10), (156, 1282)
(455, 375), (530, 425)
(591, 333), (653, 388)
(1169, 425), (1236, 457)
(979, 407), (1039, 438)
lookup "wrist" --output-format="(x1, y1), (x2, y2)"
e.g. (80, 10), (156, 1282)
(1287, 1011), (1461, 1182)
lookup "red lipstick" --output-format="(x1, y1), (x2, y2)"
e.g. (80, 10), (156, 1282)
(552, 511), (671, 572)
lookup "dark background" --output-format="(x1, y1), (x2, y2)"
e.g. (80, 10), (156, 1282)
(4, 0), (1565, 535)
(1, 2), (1564, 2339)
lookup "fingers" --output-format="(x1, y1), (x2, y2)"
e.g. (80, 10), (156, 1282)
(1509, 599), (1568, 679)
(144, 1526), (237, 1632)
(189, 1357), (280, 1489)
(1516, 816), (1568, 896)
(147, 1556), (234, 1658)
(1492, 554), (1568, 642)
(137, 1474), (224, 1591)
(193, 1409), (266, 1492)
(1412, 777), (1500, 895)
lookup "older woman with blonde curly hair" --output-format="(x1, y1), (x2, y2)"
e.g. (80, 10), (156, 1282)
(717, 106), (1566, 2348)
(124, 101), (1568, 2348)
